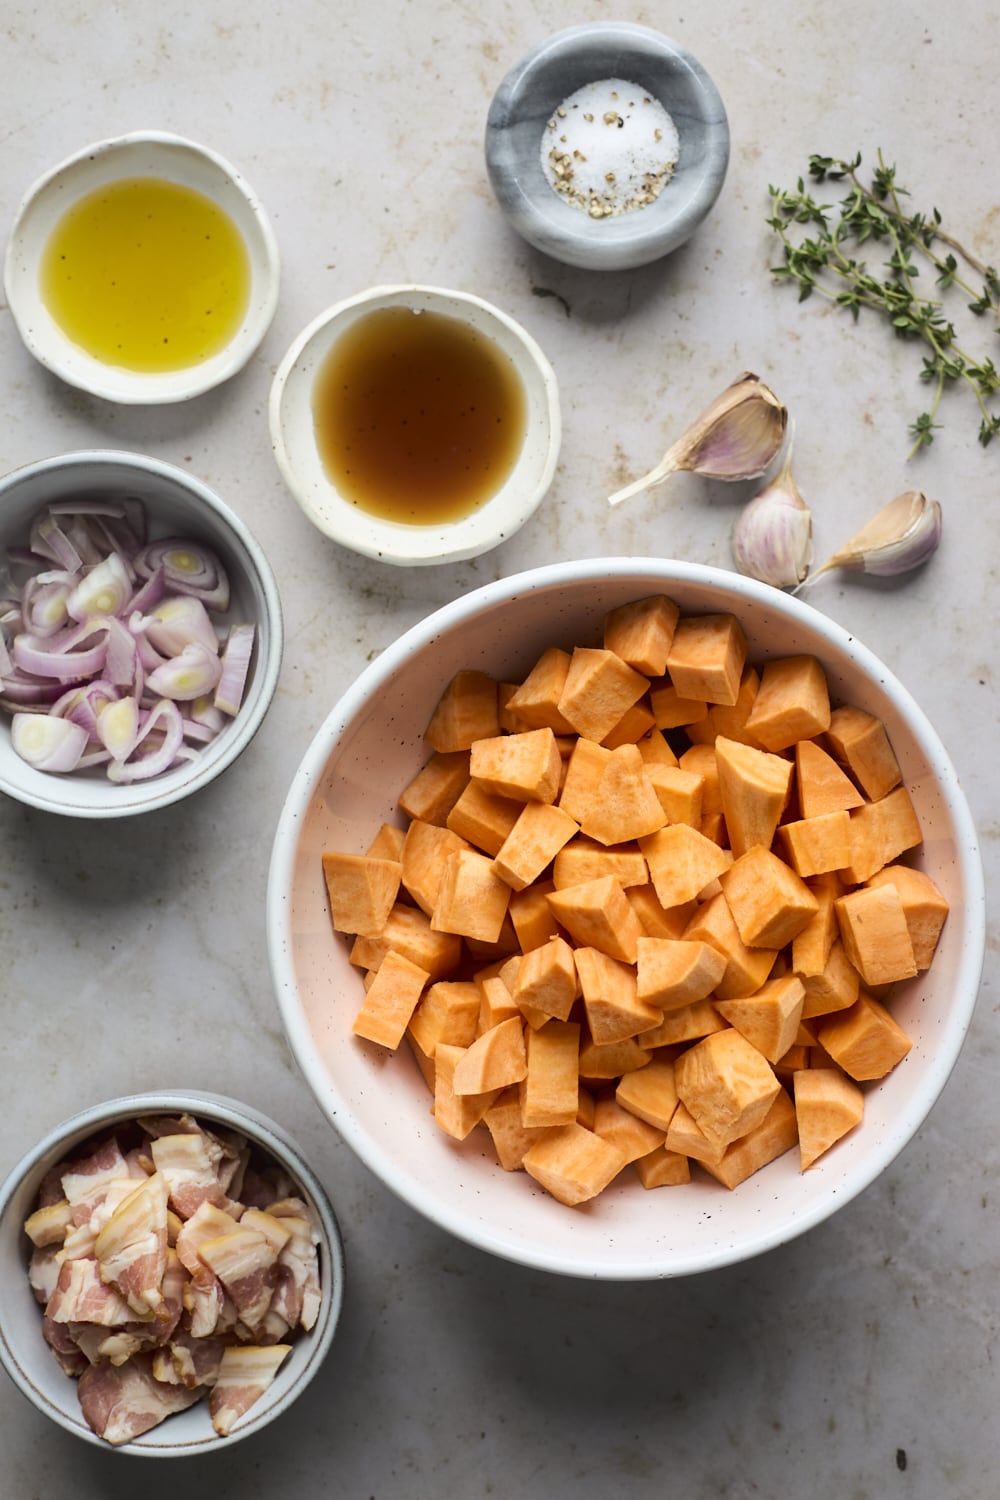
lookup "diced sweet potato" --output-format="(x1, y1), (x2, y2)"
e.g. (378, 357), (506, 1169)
(635, 727), (680, 768)
(834, 884), (918, 986)
(476, 972), (521, 1031)
(351, 903), (462, 980)
(578, 1032), (653, 1080)
(639, 823), (730, 908)
(637, 999), (729, 1048)
(445, 781), (522, 857)
(494, 801), (579, 891)
(865, 864), (949, 969)
(815, 993), (913, 1080)
(322, 852), (401, 938)
(546, 875), (643, 963)
(519, 1020), (580, 1127)
(592, 1095), (665, 1162)
(580, 743), (668, 845)
(720, 846), (819, 949)
(678, 743), (723, 814)
(508, 881), (561, 950)
(777, 810), (851, 879)
(634, 1145), (691, 1188)
(714, 735), (793, 858)
(663, 1102), (726, 1164)
(699, 1087), (798, 1189)
(574, 946), (663, 1045)
(666, 613), (748, 707)
(649, 680), (709, 730)
(433, 1043), (500, 1139)
(795, 739), (865, 819)
(674, 1028), (782, 1149)
(793, 1068), (864, 1169)
(557, 647), (649, 742)
(514, 936), (579, 1024)
(799, 938), (860, 1020)
(366, 823), (406, 860)
(452, 1017), (528, 1094)
(825, 705), (902, 802)
(843, 786), (922, 883)
(557, 737), (612, 822)
(715, 974), (805, 1064)
(503, 648), (574, 733)
(351, 950), (430, 1049)
(424, 670), (500, 752)
(398, 750), (470, 826)
(601, 700), (657, 749)
(470, 728), (562, 804)
(431, 848), (511, 943)
(615, 1055), (679, 1130)
(682, 892), (777, 999)
(645, 764), (704, 827)
(743, 655), (831, 752)
(685, 667), (762, 749)
(483, 1088), (553, 1170)
(400, 821), (469, 916)
(635, 936), (726, 1012)
(522, 1122), (628, 1206)
(603, 594), (680, 675)
(552, 837), (648, 891)
(627, 885), (696, 940)
(408, 979), (481, 1057)
(790, 876), (842, 978)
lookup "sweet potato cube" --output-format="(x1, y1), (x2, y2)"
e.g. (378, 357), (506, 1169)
(683, 893), (777, 999)
(405, 1026), (436, 1091)
(665, 613), (747, 707)
(773, 1043), (812, 1080)
(825, 705), (902, 802)
(645, 764), (704, 827)
(592, 1096), (665, 1162)
(699, 1087), (798, 1189)
(778, 810), (851, 879)
(615, 1055), (679, 1131)
(603, 593), (680, 675)
(351, 903), (462, 980)
(424, 670), (499, 752)
(815, 993), (912, 1080)
(351, 950), (430, 1049)
(635, 728), (679, 768)
(578, 1032), (653, 1080)
(552, 837), (648, 891)
(497, 682), (531, 734)
(400, 821), (469, 916)
(580, 744), (668, 845)
(843, 786), (923, 883)
(445, 781), (522, 857)
(795, 739), (865, 819)
(574, 946), (663, 1045)
(800, 938), (860, 1019)
(491, 801), (578, 893)
(720, 845), (819, 949)
(483, 1088), (553, 1170)
(744, 655), (831, 751)
(503, 647), (574, 733)
(476, 972), (521, 1031)
(674, 1028), (782, 1149)
(639, 823), (730, 908)
(663, 1102), (726, 1164)
(546, 875), (643, 963)
(627, 885), (695, 940)
(452, 1017), (527, 1094)
(601, 700), (657, 749)
(790, 878), (841, 978)
(635, 937), (726, 1012)
(398, 750), (470, 826)
(866, 864), (949, 969)
(522, 1122), (627, 1206)
(508, 880), (561, 951)
(685, 667), (762, 749)
(519, 1020), (580, 1127)
(835, 884), (918, 986)
(793, 1068), (865, 1169)
(557, 647), (649, 742)
(714, 735), (793, 858)
(433, 1043), (500, 1140)
(649, 680), (709, 729)
(514, 936), (579, 1024)
(715, 974), (806, 1064)
(638, 999), (729, 1048)
(470, 728), (562, 804)
(408, 979), (481, 1057)
(634, 1145), (692, 1188)
(557, 737), (613, 822)
(431, 848), (511, 943)
(679, 744), (723, 814)
(322, 852), (401, 938)
(366, 823), (406, 860)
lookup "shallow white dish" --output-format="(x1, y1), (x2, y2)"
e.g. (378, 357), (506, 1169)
(269, 283), (561, 566)
(0, 1090), (344, 1454)
(267, 558), (985, 1280)
(0, 449), (282, 818)
(4, 131), (280, 404)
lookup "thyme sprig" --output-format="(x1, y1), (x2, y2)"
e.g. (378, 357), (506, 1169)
(767, 151), (1000, 456)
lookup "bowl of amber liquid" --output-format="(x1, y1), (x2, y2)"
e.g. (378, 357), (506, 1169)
(3, 131), (280, 404)
(268, 284), (561, 565)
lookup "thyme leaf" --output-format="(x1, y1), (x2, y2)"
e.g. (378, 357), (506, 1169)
(768, 150), (1000, 456)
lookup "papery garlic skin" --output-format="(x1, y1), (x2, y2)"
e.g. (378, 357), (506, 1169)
(608, 372), (787, 507)
(730, 433), (812, 588)
(810, 491), (942, 583)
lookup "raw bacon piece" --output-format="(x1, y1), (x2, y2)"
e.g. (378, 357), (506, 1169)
(77, 1354), (201, 1445)
(154, 1331), (227, 1390)
(28, 1245), (62, 1305)
(197, 1226), (278, 1333)
(46, 1258), (134, 1327)
(23, 1199), (73, 1247)
(150, 1132), (234, 1219)
(209, 1344), (291, 1436)
(175, 1201), (235, 1339)
(271, 1211), (323, 1331)
(94, 1172), (168, 1317)
(61, 1137), (130, 1225)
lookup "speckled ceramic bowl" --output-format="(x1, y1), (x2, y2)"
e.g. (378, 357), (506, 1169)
(0, 1091), (344, 1454)
(0, 450), (282, 818)
(485, 23), (730, 270)
(267, 558), (985, 1280)
(4, 131), (280, 404)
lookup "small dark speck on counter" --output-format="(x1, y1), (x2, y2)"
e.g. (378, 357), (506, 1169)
(531, 286), (571, 317)
(896, 1448), (908, 1471)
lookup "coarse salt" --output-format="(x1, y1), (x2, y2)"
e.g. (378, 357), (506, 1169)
(540, 78), (681, 219)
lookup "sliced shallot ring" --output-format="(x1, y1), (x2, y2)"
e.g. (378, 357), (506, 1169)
(133, 539), (230, 612)
(11, 713), (89, 772)
(214, 624), (255, 717)
(107, 699), (184, 783)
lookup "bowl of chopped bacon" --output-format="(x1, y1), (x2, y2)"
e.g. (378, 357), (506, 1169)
(0, 449), (282, 817)
(0, 1091), (343, 1452)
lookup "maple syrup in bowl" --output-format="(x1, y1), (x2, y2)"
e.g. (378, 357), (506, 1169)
(269, 285), (561, 565)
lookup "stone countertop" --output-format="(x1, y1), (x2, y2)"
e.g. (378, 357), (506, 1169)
(0, 2), (997, 1496)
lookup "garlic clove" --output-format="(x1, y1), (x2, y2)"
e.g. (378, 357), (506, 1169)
(731, 436), (813, 588)
(608, 372), (788, 507)
(809, 491), (942, 583)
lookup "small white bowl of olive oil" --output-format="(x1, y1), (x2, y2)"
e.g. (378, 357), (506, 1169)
(3, 131), (280, 404)
(268, 285), (561, 566)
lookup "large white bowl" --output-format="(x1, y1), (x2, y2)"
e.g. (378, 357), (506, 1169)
(0, 1091), (344, 1454)
(267, 559), (985, 1280)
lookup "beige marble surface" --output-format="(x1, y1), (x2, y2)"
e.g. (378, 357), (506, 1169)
(0, 1), (997, 1495)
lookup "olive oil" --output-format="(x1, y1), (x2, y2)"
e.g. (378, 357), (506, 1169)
(40, 177), (251, 372)
(312, 306), (527, 525)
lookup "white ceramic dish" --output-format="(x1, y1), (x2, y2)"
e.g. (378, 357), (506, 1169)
(4, 131), (280, 404)
(0, 1090), (344, 1454)
(267, 558), (985, 1280)
(269, 284), (561, 566)
(0, 450), (282, 818)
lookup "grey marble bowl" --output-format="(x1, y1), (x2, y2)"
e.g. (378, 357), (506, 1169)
(485, 23), (730, 271)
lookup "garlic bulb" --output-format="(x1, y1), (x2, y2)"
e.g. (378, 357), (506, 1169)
(731, 437), (813, 588)
(807, 491), (942, 584)
(608, 372), (787, 507)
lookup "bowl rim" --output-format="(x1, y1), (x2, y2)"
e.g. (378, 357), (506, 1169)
(266, 557), (986, 1279)
(0, 447), (284, 818)
(268, 282), (562, 566)
(0, 1089), (345, 1453)
(3, 128), (281, 405)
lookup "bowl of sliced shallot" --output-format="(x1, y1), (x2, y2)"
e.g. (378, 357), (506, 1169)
(0, 1091), (344, 1452)
(0, 449), (282, 816)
